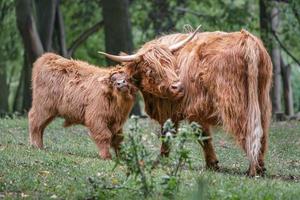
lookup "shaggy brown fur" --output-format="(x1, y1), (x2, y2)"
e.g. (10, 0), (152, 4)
(29, 53), (137, 159)
(141, 30), (272, 177)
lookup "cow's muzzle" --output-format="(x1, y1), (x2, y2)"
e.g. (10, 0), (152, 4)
(169, 82), (184, 99)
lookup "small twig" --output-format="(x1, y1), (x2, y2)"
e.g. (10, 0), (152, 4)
(271, 30), (300, 66)
(67, 20), (104, 57)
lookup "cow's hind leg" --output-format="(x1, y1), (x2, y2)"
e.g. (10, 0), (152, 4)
(256, 73), (272, 176)
(242, 135), (263, 177)
(256, 131), (267, 175)
(200, 126), (219, 170)
(28, 108), (54, 149)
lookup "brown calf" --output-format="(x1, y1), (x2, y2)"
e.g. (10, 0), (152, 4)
(29, 53), (136, 159)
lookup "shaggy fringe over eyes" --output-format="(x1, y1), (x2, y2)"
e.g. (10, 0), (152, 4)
(138, 43), (178, 79)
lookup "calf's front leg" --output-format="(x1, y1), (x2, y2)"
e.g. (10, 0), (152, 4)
(89, 126), (113, 160)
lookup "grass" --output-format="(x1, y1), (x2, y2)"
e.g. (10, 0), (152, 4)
(0, 116), (299, 199)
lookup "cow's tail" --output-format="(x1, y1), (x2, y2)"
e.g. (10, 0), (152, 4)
(243, 31), (266, 168)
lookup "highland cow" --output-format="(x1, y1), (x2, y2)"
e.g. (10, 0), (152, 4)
(104, 29), (273, 176)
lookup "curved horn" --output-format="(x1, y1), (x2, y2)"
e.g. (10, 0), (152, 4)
(98, 51), (141, 63)
(169, 25), (202, 52)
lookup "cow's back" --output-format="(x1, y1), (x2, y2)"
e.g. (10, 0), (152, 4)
(144, 30), (271, 125)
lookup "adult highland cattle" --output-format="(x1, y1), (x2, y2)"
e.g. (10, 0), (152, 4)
(103, 29), (273, 177)
(29, 27), (200, 159)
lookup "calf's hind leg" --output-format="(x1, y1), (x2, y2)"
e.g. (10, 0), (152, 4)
(28, 108), (54, 149)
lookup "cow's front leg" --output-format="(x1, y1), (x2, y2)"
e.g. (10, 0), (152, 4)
(199, 126), (219, 170)
(160, 122), (178, 157)
(89, 126), (112, 160)
(112, 130), (124, 157)
(160, 127), (171, 157)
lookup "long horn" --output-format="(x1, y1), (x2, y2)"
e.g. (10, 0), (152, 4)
(98, 51), (140, 63)
(169, 25), (201, 52)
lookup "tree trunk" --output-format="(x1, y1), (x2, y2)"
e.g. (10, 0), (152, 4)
(102, 0), (141, 115)
(281, 56), (294, 116)
(259, 0), (270, 47)
(0, 2), (11, 115)
(270, 3), (282, 114)
(55, 2), (68, 57)
(149, 0), (173, 35)
(13, 54), (26, 112)
(35, 0), (58, 51)
(0, 68), (9, 115)
(16, 0), (44, 111)
(102, 0), (133, 65)
(260, 0), (282, 115)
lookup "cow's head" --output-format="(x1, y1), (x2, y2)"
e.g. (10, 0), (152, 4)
(99, 26), (200, 100)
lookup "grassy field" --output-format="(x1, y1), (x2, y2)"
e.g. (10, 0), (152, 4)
(0, 117), (299, 199)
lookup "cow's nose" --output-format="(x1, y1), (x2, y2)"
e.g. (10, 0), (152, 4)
(169, 82), (184, 94)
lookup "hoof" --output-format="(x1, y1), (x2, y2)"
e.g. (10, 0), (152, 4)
(30, 143), (43, 149)
(160, 151), (170, 157)
(246, 165), (266, 177)
(206, 160), (220, 171)
(99, 152), (112, 160)
(256, 166), (267, 176)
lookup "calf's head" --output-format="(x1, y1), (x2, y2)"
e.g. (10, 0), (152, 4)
(99, 26), (201, 100)
(110, 70), (137, 95)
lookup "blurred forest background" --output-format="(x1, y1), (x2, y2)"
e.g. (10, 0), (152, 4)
(0, 0), (299, 119)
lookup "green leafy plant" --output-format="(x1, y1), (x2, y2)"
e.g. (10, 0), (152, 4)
(113, 117), (210, 198)
(160, 120), (210, 198)
(114, 115), (155, 198)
